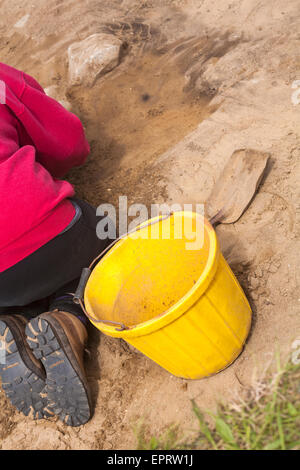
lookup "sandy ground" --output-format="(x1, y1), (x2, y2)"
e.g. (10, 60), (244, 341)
(0, 0), (299, 449)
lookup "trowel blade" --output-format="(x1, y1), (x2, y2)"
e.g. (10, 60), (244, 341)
(207, 148), (270, 225)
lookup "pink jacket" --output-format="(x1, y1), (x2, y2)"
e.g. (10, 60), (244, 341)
(0, 63), (90, 272)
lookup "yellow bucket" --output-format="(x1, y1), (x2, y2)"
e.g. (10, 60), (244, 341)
(84, 211), (251, 379)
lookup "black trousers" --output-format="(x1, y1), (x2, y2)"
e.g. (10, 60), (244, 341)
(0, 199), (111, 317)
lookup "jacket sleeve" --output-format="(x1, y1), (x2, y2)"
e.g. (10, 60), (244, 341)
(0, 103), (76, 259)
(15, 71), (90, 178)
(0, 105), (20, 163)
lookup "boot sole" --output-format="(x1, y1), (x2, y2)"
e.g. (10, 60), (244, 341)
(0, 319), (50, 419)
(26, 317), (91, 427)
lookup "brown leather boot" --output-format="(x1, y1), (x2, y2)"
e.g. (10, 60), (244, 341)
(26, 310), (92, 427)
(0, 315), (51, 419)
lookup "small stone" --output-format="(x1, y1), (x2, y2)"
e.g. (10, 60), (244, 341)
(58, 99), (72, 111)
(251, 292), (259, 301)
(44, 86), (72, 111)
(14, 14), (30, 29)
(68, 34), (124, 87)
(44, 85), (59, 98)
(250, 276), (259, 289)
(255, 266), (263, 278)
(257, 286), (266, 295)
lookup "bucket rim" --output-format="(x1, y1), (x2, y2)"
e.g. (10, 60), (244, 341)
(84, 211), (219, 338)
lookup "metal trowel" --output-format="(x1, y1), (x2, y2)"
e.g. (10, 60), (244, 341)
(206, 148), (270, 226)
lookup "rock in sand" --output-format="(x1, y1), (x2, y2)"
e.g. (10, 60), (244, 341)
(68, 33), (124, 87)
